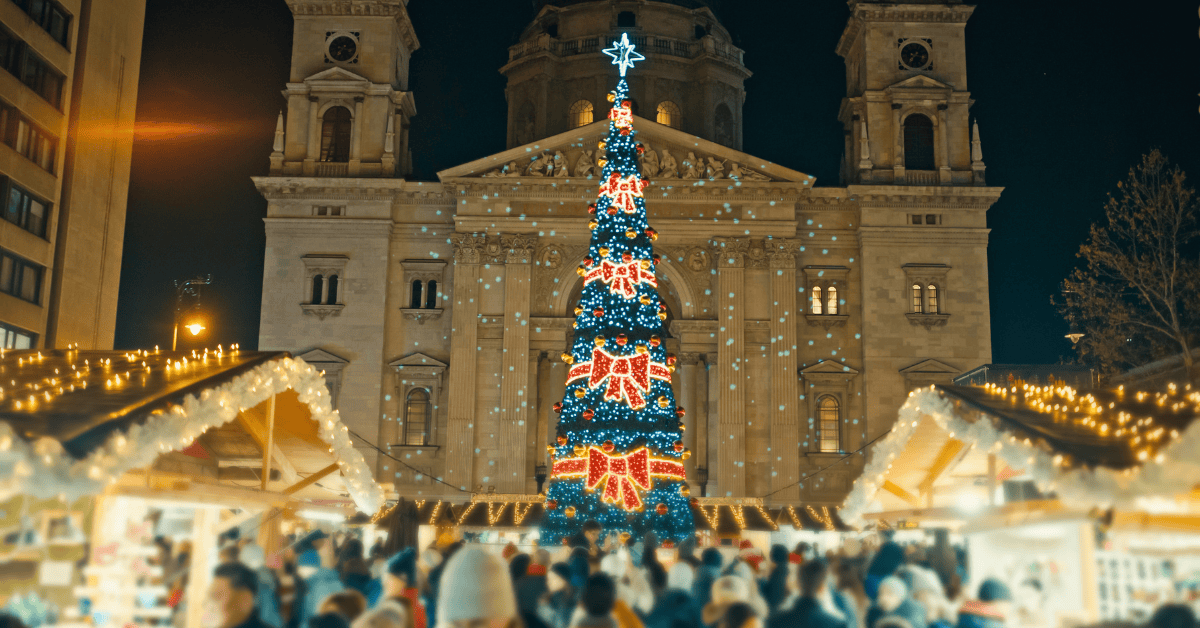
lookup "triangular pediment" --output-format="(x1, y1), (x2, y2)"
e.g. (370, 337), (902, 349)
(887, 75), (952, 91)
(304, 66), (370, 85)
(297, 348), (349, 364)
(387, 352), (448, 369)
(899, 359), (960, 375)
(800, 360), (860, 375)
(438, 115), (814, 185)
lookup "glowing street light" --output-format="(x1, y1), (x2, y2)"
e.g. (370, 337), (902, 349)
(185, 321), (206, 336)
(172, 275), (212, 351)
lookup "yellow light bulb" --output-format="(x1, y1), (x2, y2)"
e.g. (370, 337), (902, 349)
(186, 322), (205, 336)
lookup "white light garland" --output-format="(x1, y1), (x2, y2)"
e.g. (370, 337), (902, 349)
(0, 356), (383, 513)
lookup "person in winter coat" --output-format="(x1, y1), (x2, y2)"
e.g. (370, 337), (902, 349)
(759, 545), (790, 614)
(539, 563), (577, 628)
(691, 549), (724, 613)
(298, 541), (345, 628)
(570, 573), (632, 628)
(898, 566), (954, 628)
(380, 550), (426, 628)
(955, 579), (1011, 628)
(640, 560), (701, 628)
(435, 547), (521, 628)
(865, 543), (906, 601)
(865, 576), (926, 628)
(717, 602), (762, 628)
(207, 562), (276, 628)
(240, 544), (284, 628)
(517, 550), (551, 617)
(422, 541), (462, 628)
(766, 559), (848, 628)
(701, 576), (767, 628)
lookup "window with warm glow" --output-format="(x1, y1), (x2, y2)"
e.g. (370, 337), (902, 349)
(927, 284), (938, 314)
(827, 286), (838, 315)
(319, 106), (352, 162)
(404, 388), (430, 446)
(811, 286), (823, 315)
(656, 101), (681, 129)
(912, 284), (923, 313)
(818, 396), (840, 452)
(569, 100), (594, 129)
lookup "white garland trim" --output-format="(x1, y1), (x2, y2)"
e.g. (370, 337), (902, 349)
(0, 356), (383, 514)
(839, 387), (1200, 527)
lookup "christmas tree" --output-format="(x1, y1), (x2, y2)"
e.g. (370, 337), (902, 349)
(541, 34), (695, 544)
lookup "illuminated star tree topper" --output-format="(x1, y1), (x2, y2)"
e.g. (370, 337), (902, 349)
(603, 32), (645, 77)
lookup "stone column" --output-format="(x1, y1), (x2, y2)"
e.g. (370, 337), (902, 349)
(349, 96), (364, 175)
(304, 96), (319, 175)
(535, 352), (551, 471)
(712, 238), (748, 496)
(704, 353), (717, 497)
(497, 235), (536, 493)
(678, 353), (700, 488)
(546, 349), (568, 459)
(768, 241), (801, 501)
(891, 103), (904, 181)
(527, 351), (544, 493)
(445, 234), (485, 491)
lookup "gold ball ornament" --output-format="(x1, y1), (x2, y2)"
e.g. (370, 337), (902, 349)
(680, 485), (690, 497)
(639, 295), (652, 305)
(574, 388), (586, 398)
(594, 336), (606, 347)
(640, 260), (651, 270)
(625, 229), (637, 239)
(574, 306), (583, 316)
(658, 311), (668, 321)
(597, 158), (608, 168)
(607, 93), (616, 103)
(657, 396), (670, 409)
(681, 449), (692, 460)
(598, 140), (607, 149)
(576, 266), (587, 277)
(588, 220), (599, 231)
(599, 247), (610, 257)
(573, 444), (586, 456)
(565, 506), (576, 518)
(635, 344), (648, 354)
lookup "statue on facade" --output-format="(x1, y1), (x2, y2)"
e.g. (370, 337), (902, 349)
(553, 150), (569, 177)
(682, 152), (701, 179)
(659, 149), (678, 178)
(574, 150), (595, 177)
(640, 143), (659, 178)
(705, 157), (726, 179)
(728, 162), (770, 181)
(527, 151), (552, 176)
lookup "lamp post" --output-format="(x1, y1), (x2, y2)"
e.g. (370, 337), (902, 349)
(1061, 282), (1085, 344)
(172, 275), (212, 351)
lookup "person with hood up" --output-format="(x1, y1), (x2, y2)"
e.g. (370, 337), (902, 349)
(955, 579), (1011, 628)
(865, 542), (906, 601)
(766, 559), (847, 628)
(337, 540), (373, 597)
(759, 545), (790, 614)
(701, 576), (767, 628)
(640, 560), (701, 628)
(380, 549), (426, 628)
(240, 544), (284, 628)
(538, 563), (577, 628)
(898, 566), (953, 628)
(516, 550), (551, 618)
(423, 541), (462, 628)
(570, 573), (642, 628)
(298, 540), (345, 627)
(691, 549), (724, 613)
(865, 576), (926, 628)
(435, 547), (521, 628)
(717, 602), (762, 628)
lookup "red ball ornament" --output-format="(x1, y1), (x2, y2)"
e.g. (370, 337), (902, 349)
(675, 408), (686, 419)
(673, 440), (685, 452)
(690, 497), (700, 507)
(553, 402), (563, 413)
(588, 203), (597, 213)
(602, 440), (615, 452)
(636, 144), (645, 154)
(546, 499), (558, 510)
(652, 254), (661, 265)
(616, 334), (628, 346)
(622, 252), (633, 263)
(583, 256), (594, 267)
(656, 503), (668, 515)
(649, 336), (662, 347)
(582, 408), (595, 421)
(607, 206), (619, 215)
(622, 100), (632, 108)
(666, 355), (677, 366)
(557, 435), (568, 446)
(620, 128), (630, 136)
(593, 307), (604, 317)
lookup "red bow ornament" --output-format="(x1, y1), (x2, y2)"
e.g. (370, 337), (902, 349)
(585, 260), (656, 299)
(598, 172), (648, 214)
(567, 348), (671, 409)
(609, 105), (633, 129)
(587, 446), (652, 509)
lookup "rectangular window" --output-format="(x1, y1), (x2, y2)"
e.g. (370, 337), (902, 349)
(0, 248), (44, 304)
(9, 115), (57, 171)
(912, 284), (923, 313)
(0, 320), (36, 349)
(19, 48), (64, 107)
(0, 25), (21, 78)
(12, 0), (71, 47)
(925, 214), (938, 225)
(911, 214), (922, 225)
(2, 179), (50, 237)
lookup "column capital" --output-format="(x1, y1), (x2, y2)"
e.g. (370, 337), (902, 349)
(679, 352), (701, 365)
(451, 233), (487, 264)
(768, 240), (801, 269)
(709, 237), (749, 268)
(502, 234), (537, 264)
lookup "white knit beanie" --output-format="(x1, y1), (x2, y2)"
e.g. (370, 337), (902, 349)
(436, 548), (517, 625)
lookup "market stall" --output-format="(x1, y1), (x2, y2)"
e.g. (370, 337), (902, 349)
(0, 347), (383, 628)
(839, 382), (1200, 625)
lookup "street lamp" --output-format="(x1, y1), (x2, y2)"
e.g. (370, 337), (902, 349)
(172, 275), (212, 351)
(1061, 282), (1086, 345)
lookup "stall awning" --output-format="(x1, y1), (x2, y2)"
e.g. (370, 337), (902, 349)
(0, 349), (383, 513)
(839, 383), (1200, 527)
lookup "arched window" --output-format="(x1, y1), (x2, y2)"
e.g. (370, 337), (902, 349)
(568, 100), (593, 129)
(410, 280), (423, 309)
(811, 286), (823, 315)
(311, 275), (324, 305)
(617, 11), (636, 27)
(927, 284), (939, 314)
(912, 284), (924, 313)
(818, 396), (841, 452)
(714, 104), (734, 146)
(319, 107), (352, 163)
(326, 275), (339, 305)
(903, 114), (935, 170)
(656, 101), (681, 129)
(827, 286), (838, 316)
(403, 389), (430, 446)
(425, 280), (438, 309)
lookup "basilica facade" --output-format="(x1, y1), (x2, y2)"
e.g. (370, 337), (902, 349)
(255, 0), (1001, 509)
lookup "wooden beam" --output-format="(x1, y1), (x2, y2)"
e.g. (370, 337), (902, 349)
(216, 508), (264, 535)
(283, 463), (340, 496)
(918, 438), (965, 494)
(236, 405), (299, 483)
(262, 395), (276, 491)
(114, 473), (293, 508)
(882, 480), (922, 508)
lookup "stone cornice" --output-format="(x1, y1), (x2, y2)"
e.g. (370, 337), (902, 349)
(446, 179), (810, 204)
(453, 217), (799, 240)
(264, 218), (392, 237)
(857, 227), (989, 246)
(851, 3), (975, 24)
(254, 176), (413, 201)
(846, 185), (1003, 210)
(285, 0), (420, 52)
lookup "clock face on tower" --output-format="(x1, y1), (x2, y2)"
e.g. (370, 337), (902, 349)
(326, 34), (358, 63)
(899, 41), (931, 70)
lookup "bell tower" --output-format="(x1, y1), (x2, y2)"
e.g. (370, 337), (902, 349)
(836, 0), (986, 186)
(270, 0), (419, 177)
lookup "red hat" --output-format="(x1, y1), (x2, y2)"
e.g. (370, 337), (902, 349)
(502, 542), (518, 560)
(744, 554), (764, 571)
(739, 540), (754, 550)
(789, 553), (804, 564)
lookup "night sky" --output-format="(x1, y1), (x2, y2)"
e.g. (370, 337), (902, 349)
(115, 0), (1200, 366)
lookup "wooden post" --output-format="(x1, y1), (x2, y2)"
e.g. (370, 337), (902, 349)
(258, 507), (283, 562)
(987, 454), (998, 506)
(186, 507), (218, 628)
(262, 395), (276, 491)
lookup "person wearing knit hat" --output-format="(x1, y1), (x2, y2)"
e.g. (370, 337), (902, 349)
(867, 576), (926, 628)
(760, 545), (791, 614)
(692, 548), (725, 612)
(383, 549), (427, 628)
(538, 563), (576, 628)
(502, 543), (520, 562)
(702, 575), (768, 625)
(955, 578), (1011, 628)
(435, 547), (519, 628)
(239, 544), (284, 628)
(516, 550), (550, 618)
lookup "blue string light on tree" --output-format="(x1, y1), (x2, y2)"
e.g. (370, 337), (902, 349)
(540, 34), (695, 544)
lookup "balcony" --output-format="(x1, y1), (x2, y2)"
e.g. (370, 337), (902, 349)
(507, 33), (744, 66)
(316, 163), (349, 177)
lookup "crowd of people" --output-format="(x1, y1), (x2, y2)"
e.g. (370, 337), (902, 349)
(197, 522), (1200, 628)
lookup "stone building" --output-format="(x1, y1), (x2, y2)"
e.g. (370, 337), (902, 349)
(255, 0), (1002, 507)
(0, 0), (147, 349)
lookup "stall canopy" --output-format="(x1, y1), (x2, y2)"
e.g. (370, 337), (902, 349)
(0, 348), (383, 513)
(840, 382), (1200, 528)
